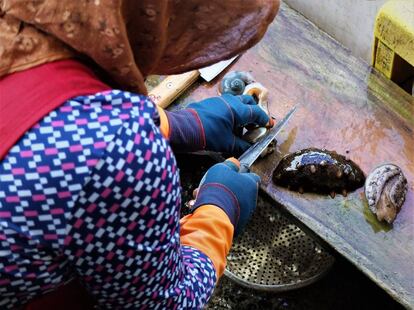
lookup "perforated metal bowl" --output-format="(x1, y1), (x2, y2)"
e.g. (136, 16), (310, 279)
(224, 197), (334, 291)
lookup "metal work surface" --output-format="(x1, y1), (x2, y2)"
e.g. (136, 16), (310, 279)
(159, 3), (414, 307)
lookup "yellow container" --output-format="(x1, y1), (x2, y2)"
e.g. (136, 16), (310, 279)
(372, 0), (414, 84)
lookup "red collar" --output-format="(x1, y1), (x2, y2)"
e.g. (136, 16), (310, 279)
(0, 60), (110, 160)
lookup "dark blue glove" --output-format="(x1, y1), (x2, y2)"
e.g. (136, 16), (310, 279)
(192, 159), (260, 237)
(165, 94), (270, 155)
(188, 94), (270, 154)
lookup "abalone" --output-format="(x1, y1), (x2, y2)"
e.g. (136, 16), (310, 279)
(365, 164), (407, 224)
(272, 148), (365, 197)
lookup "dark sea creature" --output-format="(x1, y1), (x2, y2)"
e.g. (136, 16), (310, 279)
(365, 164), (407, 224)
(272, 148), (365, 197)
(219, 71), (254, 95)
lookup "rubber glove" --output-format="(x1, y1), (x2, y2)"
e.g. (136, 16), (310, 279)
(192, 159), (260, 237)
(159, 94), (271, 155)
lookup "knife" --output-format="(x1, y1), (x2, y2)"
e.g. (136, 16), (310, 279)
(148, 56), (238, 108)
(228, 105), (298, 173)
(187, 105), (298, 208)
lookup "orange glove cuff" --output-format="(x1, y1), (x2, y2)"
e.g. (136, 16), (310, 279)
(156, 106), (170, 138)
(180, 205), (234, 278)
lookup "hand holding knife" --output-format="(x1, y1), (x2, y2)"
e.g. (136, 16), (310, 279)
(226, 105), (298, 173)
(149, 55), (298, 173)
(187, 105), (297, 208)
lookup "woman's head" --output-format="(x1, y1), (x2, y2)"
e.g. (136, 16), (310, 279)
(0, 0), (280, 93)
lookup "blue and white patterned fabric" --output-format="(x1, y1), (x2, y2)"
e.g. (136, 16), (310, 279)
(0, 90), (216, 309)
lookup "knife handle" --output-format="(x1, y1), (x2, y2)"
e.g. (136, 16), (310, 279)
(148, 70), (200, 108)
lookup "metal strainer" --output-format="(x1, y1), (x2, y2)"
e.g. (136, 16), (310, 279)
(224, 196), (335, 291)
(177, 152), (334, 292)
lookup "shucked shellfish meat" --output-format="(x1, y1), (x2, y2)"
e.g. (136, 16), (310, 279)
(365, 164), (408, 224)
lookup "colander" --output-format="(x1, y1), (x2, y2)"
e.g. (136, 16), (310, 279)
(224, 195), (334, 291)
(179, 153), (334, 292)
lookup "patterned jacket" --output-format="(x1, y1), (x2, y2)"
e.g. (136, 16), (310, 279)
(0, 60), (234, 309)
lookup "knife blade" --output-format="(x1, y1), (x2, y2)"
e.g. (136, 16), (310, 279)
(199, 57), (238, 81)
(237, 105), (297, 173)
(148, 56), (238, 108)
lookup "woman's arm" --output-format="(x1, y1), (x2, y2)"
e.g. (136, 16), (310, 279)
(0, 87), (254, 308)
(64, 92), (232, 308)
(156, 94), (271, 155)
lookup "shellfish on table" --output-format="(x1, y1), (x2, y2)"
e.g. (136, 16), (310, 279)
(218, 71), (255, 96)
(219, 71), (271, 144)
(365, 164), (408, 224)
(273, 148), (365, 198)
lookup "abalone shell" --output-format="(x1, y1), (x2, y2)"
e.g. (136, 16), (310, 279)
(365, 164), (408, 224)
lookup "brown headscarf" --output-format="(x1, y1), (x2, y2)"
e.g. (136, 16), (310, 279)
(0, 0), (279, 94)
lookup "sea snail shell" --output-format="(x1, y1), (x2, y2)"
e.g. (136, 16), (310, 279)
(219, 71), (271, 148)
(219, 71), (255, 95)
(364, 164), (408, 224)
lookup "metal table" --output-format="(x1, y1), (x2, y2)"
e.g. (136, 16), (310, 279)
(149, 3), (414, 308)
